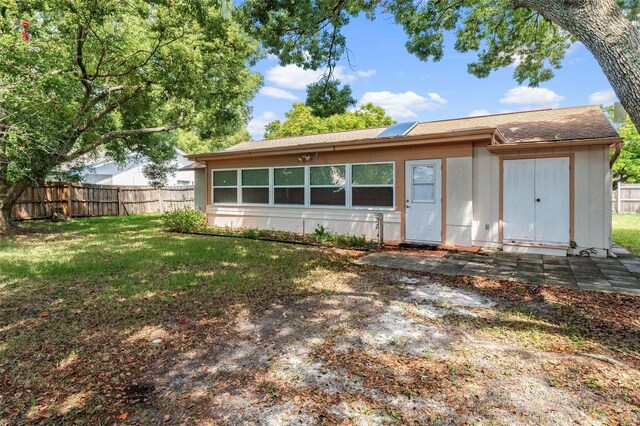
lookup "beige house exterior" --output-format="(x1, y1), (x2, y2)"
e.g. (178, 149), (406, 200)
(188, 106), (622, 257)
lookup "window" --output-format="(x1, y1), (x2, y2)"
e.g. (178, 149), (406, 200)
(241, 168), (269, 204)
(310, 165), (346, 206)
(411, 165), (435, 202)
(274, 167), (305, 205)
(351, 163), (394, 207)
(213, 170), (238, 203)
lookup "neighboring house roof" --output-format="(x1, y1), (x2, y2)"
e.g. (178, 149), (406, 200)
(179, 161), (206, 171)
(61, 147), (189, 172)
(189, 105), (620, 160)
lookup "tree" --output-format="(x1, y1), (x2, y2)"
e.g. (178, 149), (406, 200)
(305, 79), (356, 117)
(264, 102), (394, 139)
(241, 0), (640, 130)
(613, 116), (640, 185)
(176, 128), (252, 155)
(0, 0), (261, 230)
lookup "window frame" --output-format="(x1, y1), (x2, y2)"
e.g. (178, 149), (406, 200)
(273, 166), (307, 207)
(350, 161), (395, 209)
(308, 164), (348, 208)
(210, 161), (396, 211)
(240, 167), (271, 205)
(211, 168), (240, 205)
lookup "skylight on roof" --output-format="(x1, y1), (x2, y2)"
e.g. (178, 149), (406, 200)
(376, 121), (418, 138)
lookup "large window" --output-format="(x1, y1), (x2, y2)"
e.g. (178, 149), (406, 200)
(241, 168), (269, 204)
(274, 167), (305, 205)
(213, 170), (238, 203)
(351, 163), (394, 207)
(212, 162), (395, 209)
(310, 165), (346, 206)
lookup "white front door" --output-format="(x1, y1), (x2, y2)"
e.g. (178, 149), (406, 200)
(405, 159), (442, 243)
(503, 157), (570, 246)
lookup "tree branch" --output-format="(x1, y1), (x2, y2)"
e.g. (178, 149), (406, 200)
(67, 124), (181, 161)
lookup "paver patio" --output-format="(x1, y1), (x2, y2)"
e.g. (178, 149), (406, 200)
(356, 245), (640, 296)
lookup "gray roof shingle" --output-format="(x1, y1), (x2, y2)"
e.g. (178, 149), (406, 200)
(215, 105), (617, 155)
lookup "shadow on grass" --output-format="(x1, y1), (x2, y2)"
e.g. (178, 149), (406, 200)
(1, 216), (638, 424)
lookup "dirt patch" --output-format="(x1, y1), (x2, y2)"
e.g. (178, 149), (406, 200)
(136, 271), (640, 425)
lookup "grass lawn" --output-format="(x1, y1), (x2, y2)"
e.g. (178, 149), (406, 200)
(1, 215), (639, 424)
(613, 213), (640, 254)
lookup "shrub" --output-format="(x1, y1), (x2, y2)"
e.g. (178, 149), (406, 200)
(313, 224), (330, 243)
(162, 208), (206, 232)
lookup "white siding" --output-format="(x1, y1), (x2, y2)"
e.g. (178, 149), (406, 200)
(446, 157), (473, 246)
(206, 206), (401, 242)
(472, 144), (612, 255)
(472, 145), (500, 247)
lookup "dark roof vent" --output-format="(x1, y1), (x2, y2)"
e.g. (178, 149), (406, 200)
(376, 121), (418, 138)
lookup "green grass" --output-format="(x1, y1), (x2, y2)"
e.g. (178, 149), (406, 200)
(0, 215), (357, 422)
(612, 213), (640, 254)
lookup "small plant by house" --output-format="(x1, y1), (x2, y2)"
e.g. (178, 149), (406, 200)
(162, 207), (206, 232)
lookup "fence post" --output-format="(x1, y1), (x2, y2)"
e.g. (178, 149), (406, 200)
(617, 185), (622, 213)
(158, 189), (164, 212)
(67, 183), (73, 217)
(117, 188), (123, 216)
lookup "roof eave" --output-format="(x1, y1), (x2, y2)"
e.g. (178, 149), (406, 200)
(188, 128), (498, 162)
(486, 137), (623, 152)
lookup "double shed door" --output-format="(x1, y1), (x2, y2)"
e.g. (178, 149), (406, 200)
(503, 157), (570, 246)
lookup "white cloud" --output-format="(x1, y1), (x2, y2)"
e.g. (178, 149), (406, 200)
(499, 86), (565, 108)
(335, 67), (377, 83)
(259, 86), (298, 100)
(358, 91), (447, 119)
(427, 92), (447, 105)
(468, 109), (490, 117)
(265, 64), (376, 90)
(266, 53), (278, 61)
(247, 111), (277, 140)
(265, 65), (323, 90)
(588, 89), (617, 106)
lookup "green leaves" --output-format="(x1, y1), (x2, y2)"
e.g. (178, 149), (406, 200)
(242, 0), (575, 87)
(1, 0), (260, 186)
(264, 102), (394, 139)
(305, 79), (356, 118)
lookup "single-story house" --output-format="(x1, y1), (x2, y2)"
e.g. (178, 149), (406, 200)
(187, 105), (622, 256)
(65, 148), (194, 186)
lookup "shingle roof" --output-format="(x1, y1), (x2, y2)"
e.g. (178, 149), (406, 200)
(410, 105), (617, 143)
(218, 105), (617, 155)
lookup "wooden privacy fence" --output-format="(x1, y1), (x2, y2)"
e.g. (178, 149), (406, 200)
(613, 183), (640, 213)
(12, 182), (194, 220)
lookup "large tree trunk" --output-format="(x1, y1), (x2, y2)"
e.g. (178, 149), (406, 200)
(515, 0), (640, 129)
(0, 182), (27, 232)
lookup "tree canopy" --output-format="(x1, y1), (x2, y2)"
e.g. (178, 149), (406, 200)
(613, 115), (640, 185)
(241, 0), (640, 130)
(305, 80), (356, 118)
(264, 103), (395, 139)
(0, 0), (261, 228)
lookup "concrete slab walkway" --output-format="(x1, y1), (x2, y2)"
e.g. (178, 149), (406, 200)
(356, 245), (640, 296)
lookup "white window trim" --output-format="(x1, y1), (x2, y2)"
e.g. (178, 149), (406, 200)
(239, 167), (271, 206)
(211, 168), (240, 206)
(273, 166), (306, 207)
(350, 161), (395, 209)
(210, 161), (396, 211)
(309, 164), (348, 209)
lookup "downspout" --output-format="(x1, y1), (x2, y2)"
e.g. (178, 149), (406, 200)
(610, 141), (623, 168)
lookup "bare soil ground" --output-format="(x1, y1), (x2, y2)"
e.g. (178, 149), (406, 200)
(1, 216), (639, 425)
(141, 271), (639, 425)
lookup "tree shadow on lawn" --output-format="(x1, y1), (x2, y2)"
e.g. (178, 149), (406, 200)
(1, 219), (639, 424)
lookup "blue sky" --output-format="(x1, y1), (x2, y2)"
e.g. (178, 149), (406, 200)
(247, 13), (616, 140)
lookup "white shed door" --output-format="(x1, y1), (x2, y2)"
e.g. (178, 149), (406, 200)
(503, 157), (570, 246)
(405, 160), (442, 243)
